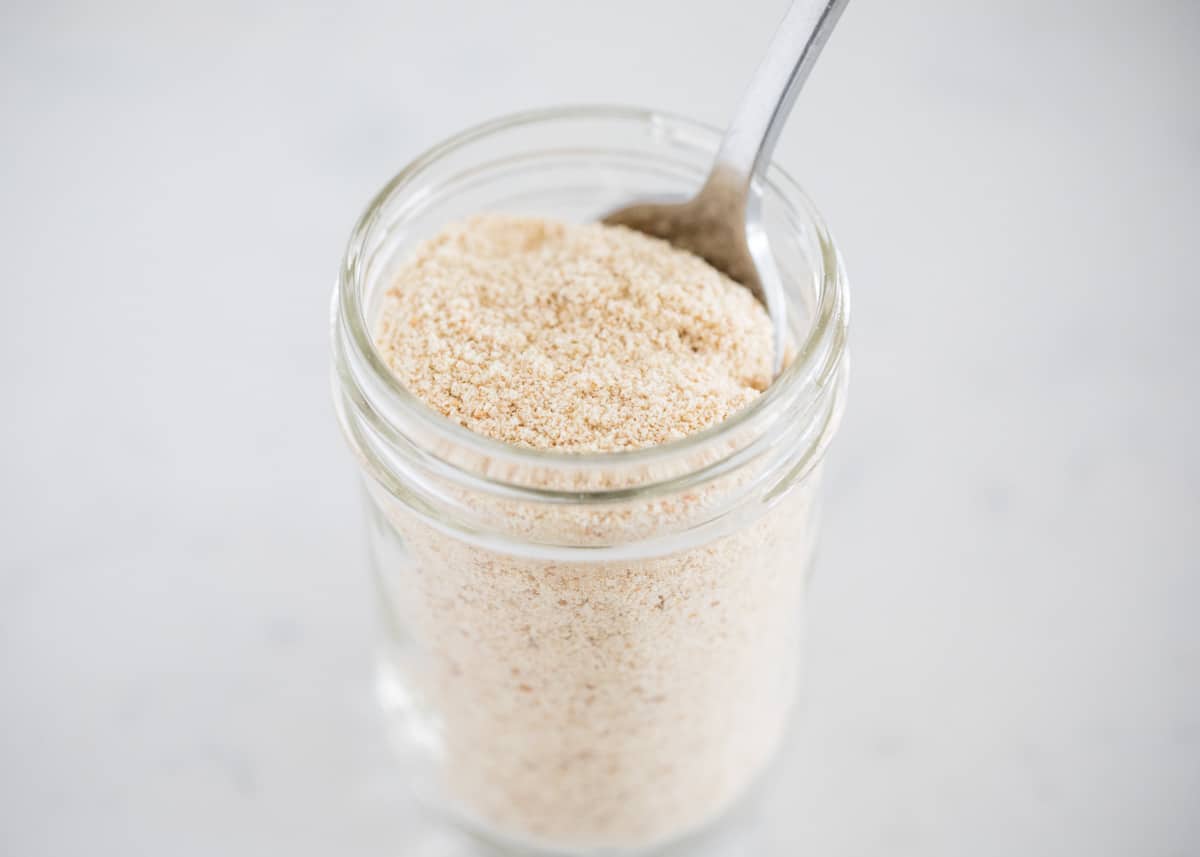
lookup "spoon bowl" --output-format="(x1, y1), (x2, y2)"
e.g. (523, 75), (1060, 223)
(603, 0), (849, 373)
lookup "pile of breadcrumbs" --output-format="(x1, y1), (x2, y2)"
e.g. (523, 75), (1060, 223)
(370, 215), (816, 849)
(373, 214), (774, 452)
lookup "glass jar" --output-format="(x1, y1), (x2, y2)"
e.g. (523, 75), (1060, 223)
(331, 106), (849, 855)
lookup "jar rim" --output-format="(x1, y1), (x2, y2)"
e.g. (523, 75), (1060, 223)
(335, 104), (848, 479)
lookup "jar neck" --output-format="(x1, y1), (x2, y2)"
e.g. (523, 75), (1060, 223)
(330, 107), (849, 555)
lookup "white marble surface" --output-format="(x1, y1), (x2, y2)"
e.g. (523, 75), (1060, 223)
(2, 0), (1198, 854)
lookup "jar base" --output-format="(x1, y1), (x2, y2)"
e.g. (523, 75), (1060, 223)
(376, 654), (791, 857)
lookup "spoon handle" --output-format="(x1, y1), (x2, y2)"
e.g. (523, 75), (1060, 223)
(712, 0), (850, 193)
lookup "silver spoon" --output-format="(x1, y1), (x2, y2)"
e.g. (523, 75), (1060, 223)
(604, 0), (849, 371)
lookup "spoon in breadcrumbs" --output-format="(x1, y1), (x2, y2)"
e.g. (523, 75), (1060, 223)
(603, 0), (850, 373)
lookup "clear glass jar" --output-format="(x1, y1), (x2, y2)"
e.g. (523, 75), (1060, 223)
(331, 106), (849, 855)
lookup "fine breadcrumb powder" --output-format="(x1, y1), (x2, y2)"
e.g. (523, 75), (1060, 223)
(367, 214), (820, 850)
(373, 214), (774, 452)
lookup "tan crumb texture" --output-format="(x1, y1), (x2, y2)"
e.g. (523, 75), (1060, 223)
(363, 212), (820, 851)
(371, 475), (819, 850)
(373, 214), (775, 452)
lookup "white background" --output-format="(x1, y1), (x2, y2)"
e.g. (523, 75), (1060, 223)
(2, 0), (1198, 854)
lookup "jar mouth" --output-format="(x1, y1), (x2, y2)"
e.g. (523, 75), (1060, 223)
(334, 105), (848, 497)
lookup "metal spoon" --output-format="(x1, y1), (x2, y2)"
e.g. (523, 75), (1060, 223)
(604, 0), (849, 370)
